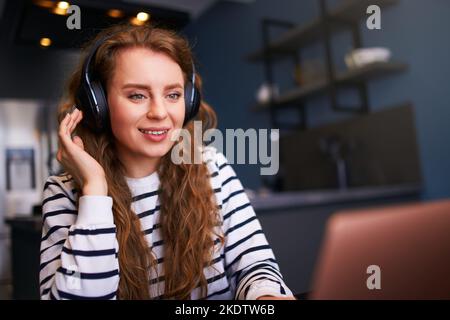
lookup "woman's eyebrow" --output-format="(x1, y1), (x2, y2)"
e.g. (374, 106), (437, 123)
(122, 83), (183, 90)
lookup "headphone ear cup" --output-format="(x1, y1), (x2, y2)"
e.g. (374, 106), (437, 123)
(90, 81), (110, 131)
(184, 82), (201, 126)
(191, 87), (201, 118)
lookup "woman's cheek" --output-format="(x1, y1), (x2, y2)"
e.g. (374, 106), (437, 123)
(173, 102), (186, 128)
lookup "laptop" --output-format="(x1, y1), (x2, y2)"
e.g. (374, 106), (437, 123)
(310, 199), (450, 299)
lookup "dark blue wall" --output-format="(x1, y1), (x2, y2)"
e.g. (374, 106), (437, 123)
(183, 0), (450, 200)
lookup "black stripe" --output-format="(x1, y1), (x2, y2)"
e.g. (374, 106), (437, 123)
(43, 181), (60, 192)
(132, 189), (160, 202)
(222, 176), (238, 188)
(222, 189), (245, 205)
(153, 239), (163, 247)
(68, 227), (116, 236)
(150, 275), (165, 285)
(225, 245), (272, 272)
(49, 287), (58, 300)
(137, 205), (160, 219)
(225, 229), (264, 253)
(42, 193), (76, 207)
(58, 267), (119, 280)
(223, 202), (251, 221)
(208, 254), (225, 266)
(242, 276), (282, 298)
(40, 238), (66, 255)
(41, 287), (51, 297)
(39, 254), (61, 271)
(39, 273), (55, 287)
(43, 209), (77, 222)
(213, 187), (221, 193)
(41, 225), (70, 241)
(218, 162), (228, 170)
(225, 216), (257, 236)
(62, 246), (116, 257)
(61, 177), (73, 184)
(143, 223), (160, 235)
(206, 271), (227, 284)
(57, 289), (116, 300)
(231, 259), (280, 283)
(237, 271), (282, 298)
(235, 263), (283, 284)
(209, 171), (219, 178)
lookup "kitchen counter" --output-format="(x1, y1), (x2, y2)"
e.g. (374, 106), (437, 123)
(249, 184), (422, 212)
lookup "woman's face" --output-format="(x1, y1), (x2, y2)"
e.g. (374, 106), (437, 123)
(107, 47), (186, 173)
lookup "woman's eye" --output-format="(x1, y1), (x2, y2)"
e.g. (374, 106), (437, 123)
(167, 93), (181, 100)
(128, 93), (146, 101)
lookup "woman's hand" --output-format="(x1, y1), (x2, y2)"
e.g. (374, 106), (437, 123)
(56, 108), (108, 196)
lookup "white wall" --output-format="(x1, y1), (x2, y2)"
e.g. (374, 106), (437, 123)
(0, 99), (47, 218)
(0, 99), (52, 298)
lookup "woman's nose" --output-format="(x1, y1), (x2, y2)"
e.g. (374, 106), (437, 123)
(146, 98), (168, 120)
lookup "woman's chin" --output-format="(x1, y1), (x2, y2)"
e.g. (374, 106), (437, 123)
(141, 145), (171, 159)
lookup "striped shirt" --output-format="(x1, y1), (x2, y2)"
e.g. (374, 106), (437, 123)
(39, 146), (293, 300)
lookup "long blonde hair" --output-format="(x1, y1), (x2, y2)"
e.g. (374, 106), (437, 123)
(58, 24), (223, 299)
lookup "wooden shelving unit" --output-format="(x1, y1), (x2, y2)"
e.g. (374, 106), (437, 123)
(246, 0), (407, 129)
(252, 61), (408, 111)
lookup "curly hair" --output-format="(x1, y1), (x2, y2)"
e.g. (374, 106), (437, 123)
(57, 23), (224, 299)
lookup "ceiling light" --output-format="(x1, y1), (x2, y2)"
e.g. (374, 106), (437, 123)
(33, 0), (55, 9)
(57, 1), (70, 10)
(40, 37), (52, 47)
(107, 9), (124, 18)
(136, 12), (150, 22)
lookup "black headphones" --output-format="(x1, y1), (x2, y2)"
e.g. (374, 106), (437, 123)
(76, 32), (201, 133)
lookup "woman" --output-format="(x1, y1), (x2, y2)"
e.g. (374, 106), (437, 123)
(39, 23), (294, 300)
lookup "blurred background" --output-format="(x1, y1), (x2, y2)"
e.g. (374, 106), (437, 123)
(0, 0), (449, 299)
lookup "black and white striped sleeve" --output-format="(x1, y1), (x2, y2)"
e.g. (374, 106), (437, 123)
(39, 175), (119, 300)
(215, 152), (293, 300)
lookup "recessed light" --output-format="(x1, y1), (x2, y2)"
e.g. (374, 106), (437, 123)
(57, 1), (70, 10)
(136, 12), (150, 22)
(33, 0), (55, 9)
(107, 9), (124, 18)
(130, 17), (144, 26)
(40, 37), (52, 47)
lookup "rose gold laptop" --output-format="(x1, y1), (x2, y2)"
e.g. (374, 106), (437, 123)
(310, 199), (450, 300)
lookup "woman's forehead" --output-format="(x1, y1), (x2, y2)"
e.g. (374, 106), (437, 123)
(112, 47), (184, 86)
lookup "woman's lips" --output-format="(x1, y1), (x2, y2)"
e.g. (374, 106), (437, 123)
(139, 128), (169, 142)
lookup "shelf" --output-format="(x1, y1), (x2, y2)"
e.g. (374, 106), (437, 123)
(246, 0), (399, 62)
(252, 61), (408, 111)
(250, 183), (422, 212)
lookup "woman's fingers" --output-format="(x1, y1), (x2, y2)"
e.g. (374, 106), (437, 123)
(59, 108), (83, 150)
(67, 111), (77, 134)
(58, 114), (71, 145)
(69, 109), (82, 134)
